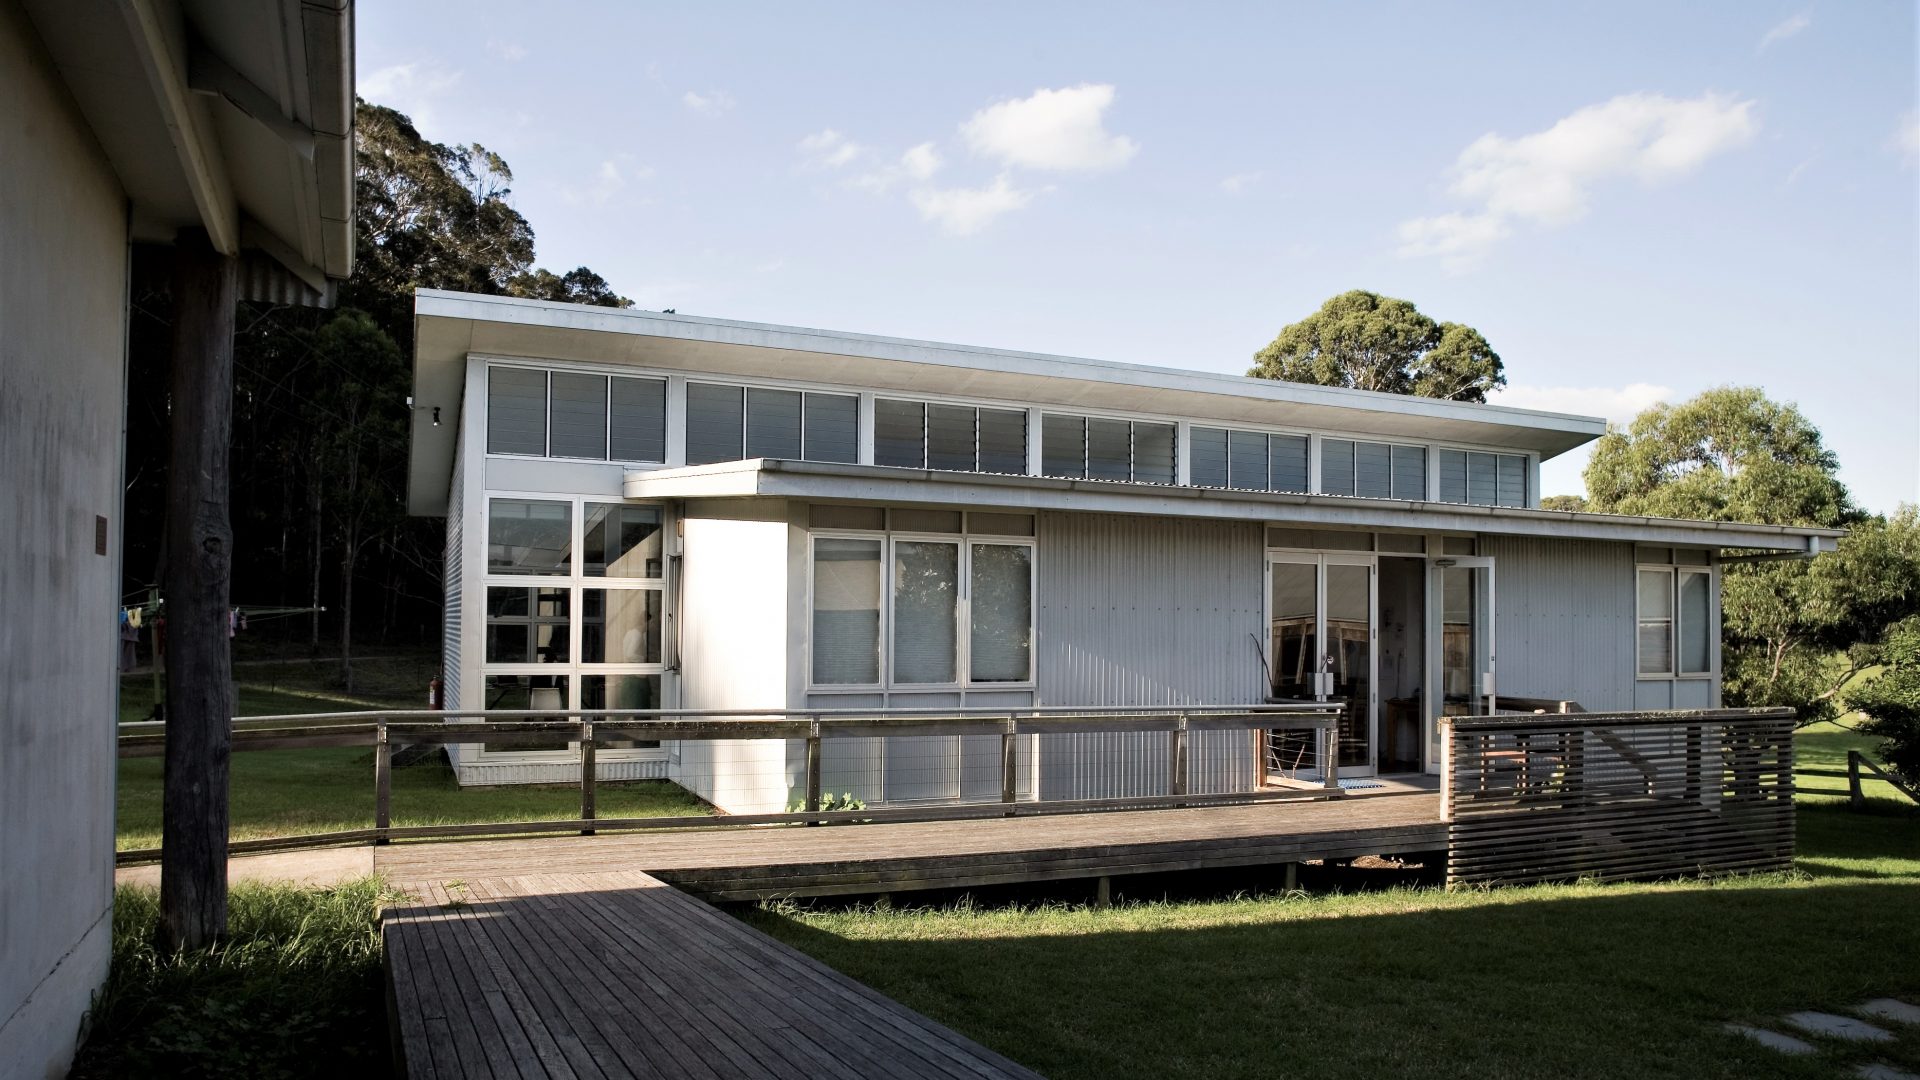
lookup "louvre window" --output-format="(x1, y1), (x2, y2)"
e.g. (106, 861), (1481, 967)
(1390, 445), (1427, 501)
(1043, 414), (1176, 483)
(687, 382), (860, 465)
(1438, 449), (1529, 507)
(1191, 427), (1308, 492)
(1190, 427), (1229, 487)
(609, 377), (666, 462)
(487, 367), (548, 455)
(877, 398), (1029, 474)
(1320, 438), (1423, 499)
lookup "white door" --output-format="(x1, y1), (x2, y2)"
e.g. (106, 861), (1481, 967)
(1429, 556), (1496, 773)
(1266, 553), (1378, 779)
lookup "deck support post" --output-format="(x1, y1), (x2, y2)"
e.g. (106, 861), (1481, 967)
(374, 721), (391, 845)
(805, 718), (822, 820)
(1094, 875), (1111, 909)
(580, 720), (596, 836)
(1321, 722), (1341, 794)
(1170, 713), (1189, 805)
(1000, 715), (1018, 813)
(1284, 861), (1298, 892)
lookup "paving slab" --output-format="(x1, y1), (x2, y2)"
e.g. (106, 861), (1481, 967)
(1724, 1023), (1816, 1055)
(1858, 999), (1920, 1026)
(1786, 1011), (1896, 1043)
(1854, 1064), (1920, 1080)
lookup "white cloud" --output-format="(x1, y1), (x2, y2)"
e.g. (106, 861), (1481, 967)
(961, 84), (1138, 172)
(682, 89), (735, 115)
(486, 39), (527, 62)
(910, 174), (1037, 236)
(358, 61), (463, 129)
(562, 157), (655, 206)
(1891, 111), (1920, 165)
(1219, 172), (1262, 193)
(854, 142), (944, 192)
(1398, 91), (1759, 268)
(798, 129), (865, 169)
(1492, 382), (1673, 425)
(1757, 13), (1811, 52)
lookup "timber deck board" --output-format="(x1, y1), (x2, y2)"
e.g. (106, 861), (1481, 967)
(375, 792), (1446, 900)
(383, 870), (1041, 1080)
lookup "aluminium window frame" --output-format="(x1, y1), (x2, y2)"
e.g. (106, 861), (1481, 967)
(805, 527), (1038, 693)
(685, 377), (861, 465)
(1634, 562), (1718, 682)
(1433, 445), (1539, 509)
(483, 361), (669, 465)
(1037, 409), (1180, 485)
(1318, 435), (1433, 501)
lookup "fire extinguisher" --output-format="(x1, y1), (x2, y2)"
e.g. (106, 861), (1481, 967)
(428, 676), (444, 710)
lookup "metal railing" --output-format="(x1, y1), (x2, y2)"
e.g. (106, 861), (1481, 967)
(116, 704), (1342, 862)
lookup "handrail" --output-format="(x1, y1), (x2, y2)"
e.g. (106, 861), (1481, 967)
(115, 704), (1347, 864)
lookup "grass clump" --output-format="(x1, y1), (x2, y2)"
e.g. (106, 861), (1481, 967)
(71, 878), (395, 1079)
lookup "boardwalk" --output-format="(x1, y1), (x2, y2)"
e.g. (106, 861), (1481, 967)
(384, 870), (1042, 1080)
(377, 792), (1446, 900)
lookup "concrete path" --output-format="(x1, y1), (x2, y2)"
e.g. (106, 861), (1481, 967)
(115, 846), (373, 889)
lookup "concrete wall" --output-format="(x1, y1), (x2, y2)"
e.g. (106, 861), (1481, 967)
(0, 4), (127, 1074)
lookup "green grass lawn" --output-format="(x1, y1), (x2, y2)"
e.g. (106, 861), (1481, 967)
(116, 748), (711, 851)
(1796, 718), (1909, 803)
(743, 802), (1920, 1080)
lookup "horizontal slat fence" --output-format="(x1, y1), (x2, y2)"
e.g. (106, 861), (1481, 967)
(115, 704), (1341, 864)
(1442, 708), (1797, 887)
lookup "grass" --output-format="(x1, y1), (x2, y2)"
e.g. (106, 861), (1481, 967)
(70, 878), (394, 1080)
(116, 749), (711, 851)
(117, 649), (440, 724)
(742, 802), (1920, 1080)
(1797, 718), (1910, 803)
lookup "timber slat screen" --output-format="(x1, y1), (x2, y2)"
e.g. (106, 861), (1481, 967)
(115, 704), (1342, 862)
(1441, 708), (1798, 887)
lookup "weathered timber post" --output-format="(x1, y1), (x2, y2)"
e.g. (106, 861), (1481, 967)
(374, 720), (392, 844)
(1848, 750), (1865, 808)
(160, 228), (239, 951)
(580, 718), (597, 835)
(1001, 714), (1018, 813)
(805, 717), (822, 820)
(1170, 713), (1190, 804)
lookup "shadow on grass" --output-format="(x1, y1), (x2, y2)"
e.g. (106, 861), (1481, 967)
(747, 876), (1920, 1080)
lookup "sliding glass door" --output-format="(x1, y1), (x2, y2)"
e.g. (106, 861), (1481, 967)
(1267, 553), (1377, 778)
(1431, 556), (1496, 772)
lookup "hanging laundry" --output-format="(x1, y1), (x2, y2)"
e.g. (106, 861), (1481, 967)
(119, 615), (139, 672)
(127, 606), (142, 630)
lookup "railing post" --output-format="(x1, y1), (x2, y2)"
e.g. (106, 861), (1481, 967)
(1321, 719), (1341, 793)
(1848, 750), (1865, 808)
(1001, 714), (1018, 812)
(805, 717), (822, 819)
(374, 719), (391, 845)
(1170, 712), (1189, 804)
(580, 718), (596, 836)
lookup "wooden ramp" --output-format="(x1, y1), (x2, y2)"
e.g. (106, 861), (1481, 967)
(377, 793), (1447, 902)
(384, 870), (1041, 1080)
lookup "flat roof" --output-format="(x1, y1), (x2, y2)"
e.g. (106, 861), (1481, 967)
(622, 459), (1843, 554)
(409, 290), (1609, 515)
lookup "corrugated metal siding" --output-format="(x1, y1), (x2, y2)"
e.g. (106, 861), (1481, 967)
(1036, 512), (1266, 799)
(1480, 535), (1639, 712)
(454, 757), (667, 786)
(442, 424), (464, 712)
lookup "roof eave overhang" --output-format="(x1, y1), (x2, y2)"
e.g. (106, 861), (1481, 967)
(623, 460), (1844, 555)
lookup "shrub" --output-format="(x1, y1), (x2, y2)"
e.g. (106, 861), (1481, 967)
(70, 877), (394, 1080)
(1846, 615), (1920, 784)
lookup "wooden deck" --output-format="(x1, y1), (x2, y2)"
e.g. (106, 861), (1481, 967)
(377, 791), (1446, 900)
(384, 870), (1042, 1080)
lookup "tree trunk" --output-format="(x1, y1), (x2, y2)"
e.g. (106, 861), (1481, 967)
(160, 229), (238, 951)
(340, 537), (357, 694)
(308, 472), (322, 653)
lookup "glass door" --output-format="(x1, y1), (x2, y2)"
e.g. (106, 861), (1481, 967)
(1431, 556), (1496, 772)
(1267, 553), (1377, 779)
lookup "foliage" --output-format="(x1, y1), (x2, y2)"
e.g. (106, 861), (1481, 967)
(787, 792), (869, 813)
(71, 879), (393, 1079)
(1581, 388), (1916, 724)
(1540, 494), (1589, 512)
(1248, 289), (1506, 403)
(1846, 616), (1920, 783)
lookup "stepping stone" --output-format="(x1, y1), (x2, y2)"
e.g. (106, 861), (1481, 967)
(1723, 1023), (1816, 1055)
(1858, 999), (1920, 1026)
(1854, 1065), (1920, 1080)
(1786, 1011), (1896, 1043)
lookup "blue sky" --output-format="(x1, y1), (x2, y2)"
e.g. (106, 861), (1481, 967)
(359, 2), (1919, 512)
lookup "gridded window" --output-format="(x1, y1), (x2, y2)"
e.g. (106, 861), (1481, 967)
(583, 504), (663, 578)
(581, 588), (663, 664)
(548, 372), (608, 459)
(877, 398), (1029, 474)
(1639, 565), (1715, 678)
(1193, 427), (1308, 492)
(485, 586), (570, 663)
(1042, 414), (1177, 483)
(488, 500), (571, 575)
(1440, 449), (1529, 507)
(487, 366), (666, 462)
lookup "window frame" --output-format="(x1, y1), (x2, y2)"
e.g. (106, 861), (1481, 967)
(483, 361), (668, 465)
(1038, 410), (1180, 485)
(480, 493), (672, 760)
(875, 396), (1029, 475)
(1634, 563), (1717, 681)
(1435, 446), (1537, 509)
(806, 527), (1037, 692)
(1188, 423), (1315, 494)
(686, 378), (862, 465)
(1319, 436), (1431, 501)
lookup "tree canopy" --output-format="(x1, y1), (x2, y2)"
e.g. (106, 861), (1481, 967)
(1248, 290), (1506, 403)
